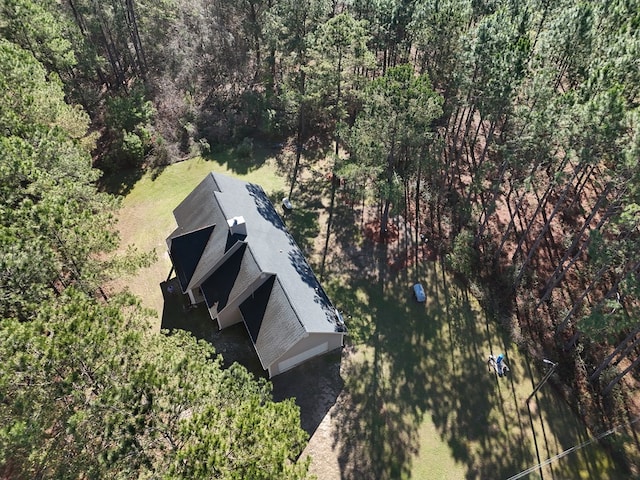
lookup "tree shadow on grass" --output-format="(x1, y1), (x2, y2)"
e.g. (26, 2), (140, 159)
(205, 141), (274, 175)
(328, 243), (438, 479)
(284, 207), (321, 254)
(412, 263), (538, 478)
(98, 155), (175, 196)
(519, 359), (625, 479)
(99, 166), (146, 196)
(318, 203), (626, 479)
(419, 271), (620, 479)
(100, 136), (277, 197)
(291, 164), (332, 207)
(325, 237), (541, 479)
(281, 168), (335, 261)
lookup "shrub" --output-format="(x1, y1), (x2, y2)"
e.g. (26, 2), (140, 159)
(446, 229), (478, 278)
(236, 137), (254, 160)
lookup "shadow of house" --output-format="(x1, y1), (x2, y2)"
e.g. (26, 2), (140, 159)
(165, 172), (347, 378)
(272, 349), (344, 437)
(160, 278), (266, 376)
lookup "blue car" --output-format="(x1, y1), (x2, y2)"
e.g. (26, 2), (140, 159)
(413, 283), (426, 302)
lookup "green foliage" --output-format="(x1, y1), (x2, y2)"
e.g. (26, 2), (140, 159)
(0, 291), (309, 479)
(346, 65), (442, 228)
(104, 86), (156, 169)
(409, 0), (472, 90)
(0, 39), (86, 138)
(3, 0), (640, 472)
(469, 3), (531, 115)
(0, 41), (119, 320)
(311, 11), (371, 64)
(120, 130), (146, 162)
(0, 0), (77, 73)
(0, 41), (309, 477)
(307, 11), (375, 120)
(106, 87), (155, 134)
(446, 229), (478, 279)
(235, 136), (255, 160)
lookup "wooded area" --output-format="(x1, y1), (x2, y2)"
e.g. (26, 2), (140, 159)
(1, 0), (639, 477)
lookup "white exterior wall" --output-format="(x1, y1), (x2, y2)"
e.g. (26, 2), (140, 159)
(268, 332), (344, 377)
(216, 307), (243, 329)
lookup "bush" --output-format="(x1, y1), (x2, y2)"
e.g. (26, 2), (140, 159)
(235, 137), (254, 160)
(121, 130), (145, 162)
(446, 229), (478, 278)
(106, 87), (155, 133)
(101, 85), (156, 170)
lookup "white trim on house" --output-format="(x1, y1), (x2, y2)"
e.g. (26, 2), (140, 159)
(274, 342), (329, 377)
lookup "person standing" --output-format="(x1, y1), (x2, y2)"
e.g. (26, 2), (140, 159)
(496, 354), (507, 376)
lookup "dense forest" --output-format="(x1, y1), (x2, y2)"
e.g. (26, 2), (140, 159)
(1, 0), (639, 477)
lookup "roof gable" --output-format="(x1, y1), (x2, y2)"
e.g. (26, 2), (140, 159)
(240, 274), (276, 343)
(201, 242), (248, 311)
(169, 225), (215, 291)
(239, 276), (307, 368)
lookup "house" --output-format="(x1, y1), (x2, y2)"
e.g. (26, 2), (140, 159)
(166, 172), (346, 377)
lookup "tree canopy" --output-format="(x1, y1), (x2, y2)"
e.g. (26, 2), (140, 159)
(0, 290), (308, 479)
(0, 39), (308, 479)
(2, 0), (640, 474)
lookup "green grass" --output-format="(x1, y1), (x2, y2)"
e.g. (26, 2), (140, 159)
(110, 153), (287, 320)
(118, 155), (285, 246)
(324, 258), (623, 479)
(112, 151), (624, 479)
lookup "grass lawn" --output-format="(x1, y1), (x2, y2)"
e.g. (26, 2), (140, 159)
(322, 259), (622, 479)
(107, 150), (287, 322)
(111, 151), (625, 479)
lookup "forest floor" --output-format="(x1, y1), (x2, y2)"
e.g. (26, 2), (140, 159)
(109, 149), (629, 479)
(445, 110), (639, 475)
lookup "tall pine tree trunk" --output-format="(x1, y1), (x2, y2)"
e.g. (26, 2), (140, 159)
(513, 159), (582, 288)
(536, 183), (613, 308)
(602, 355), (640, 396)
(590, 326), (640, 383)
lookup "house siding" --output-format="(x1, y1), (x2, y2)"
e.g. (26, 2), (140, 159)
(269, 333), (343, 376)
(167, 172), (346, 376)
(217, 307), (243, 329)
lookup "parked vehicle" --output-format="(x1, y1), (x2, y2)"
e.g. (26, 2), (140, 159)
(282, 197), (293, 212)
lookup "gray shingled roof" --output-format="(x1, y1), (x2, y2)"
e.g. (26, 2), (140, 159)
(168, 173), (345, 367)
(240, 276), (307, 368)
(168, 224), (215, 292)
(167, 174), (229, 292)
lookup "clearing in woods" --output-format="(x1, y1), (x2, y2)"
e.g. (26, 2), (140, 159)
(110, 150), (625, 479)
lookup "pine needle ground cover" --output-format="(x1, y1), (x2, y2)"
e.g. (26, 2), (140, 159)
(113, 155), (622, 479)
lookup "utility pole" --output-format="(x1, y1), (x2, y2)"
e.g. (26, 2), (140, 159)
(526, 359), (558, 404)
(525, 359), (558, 480)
